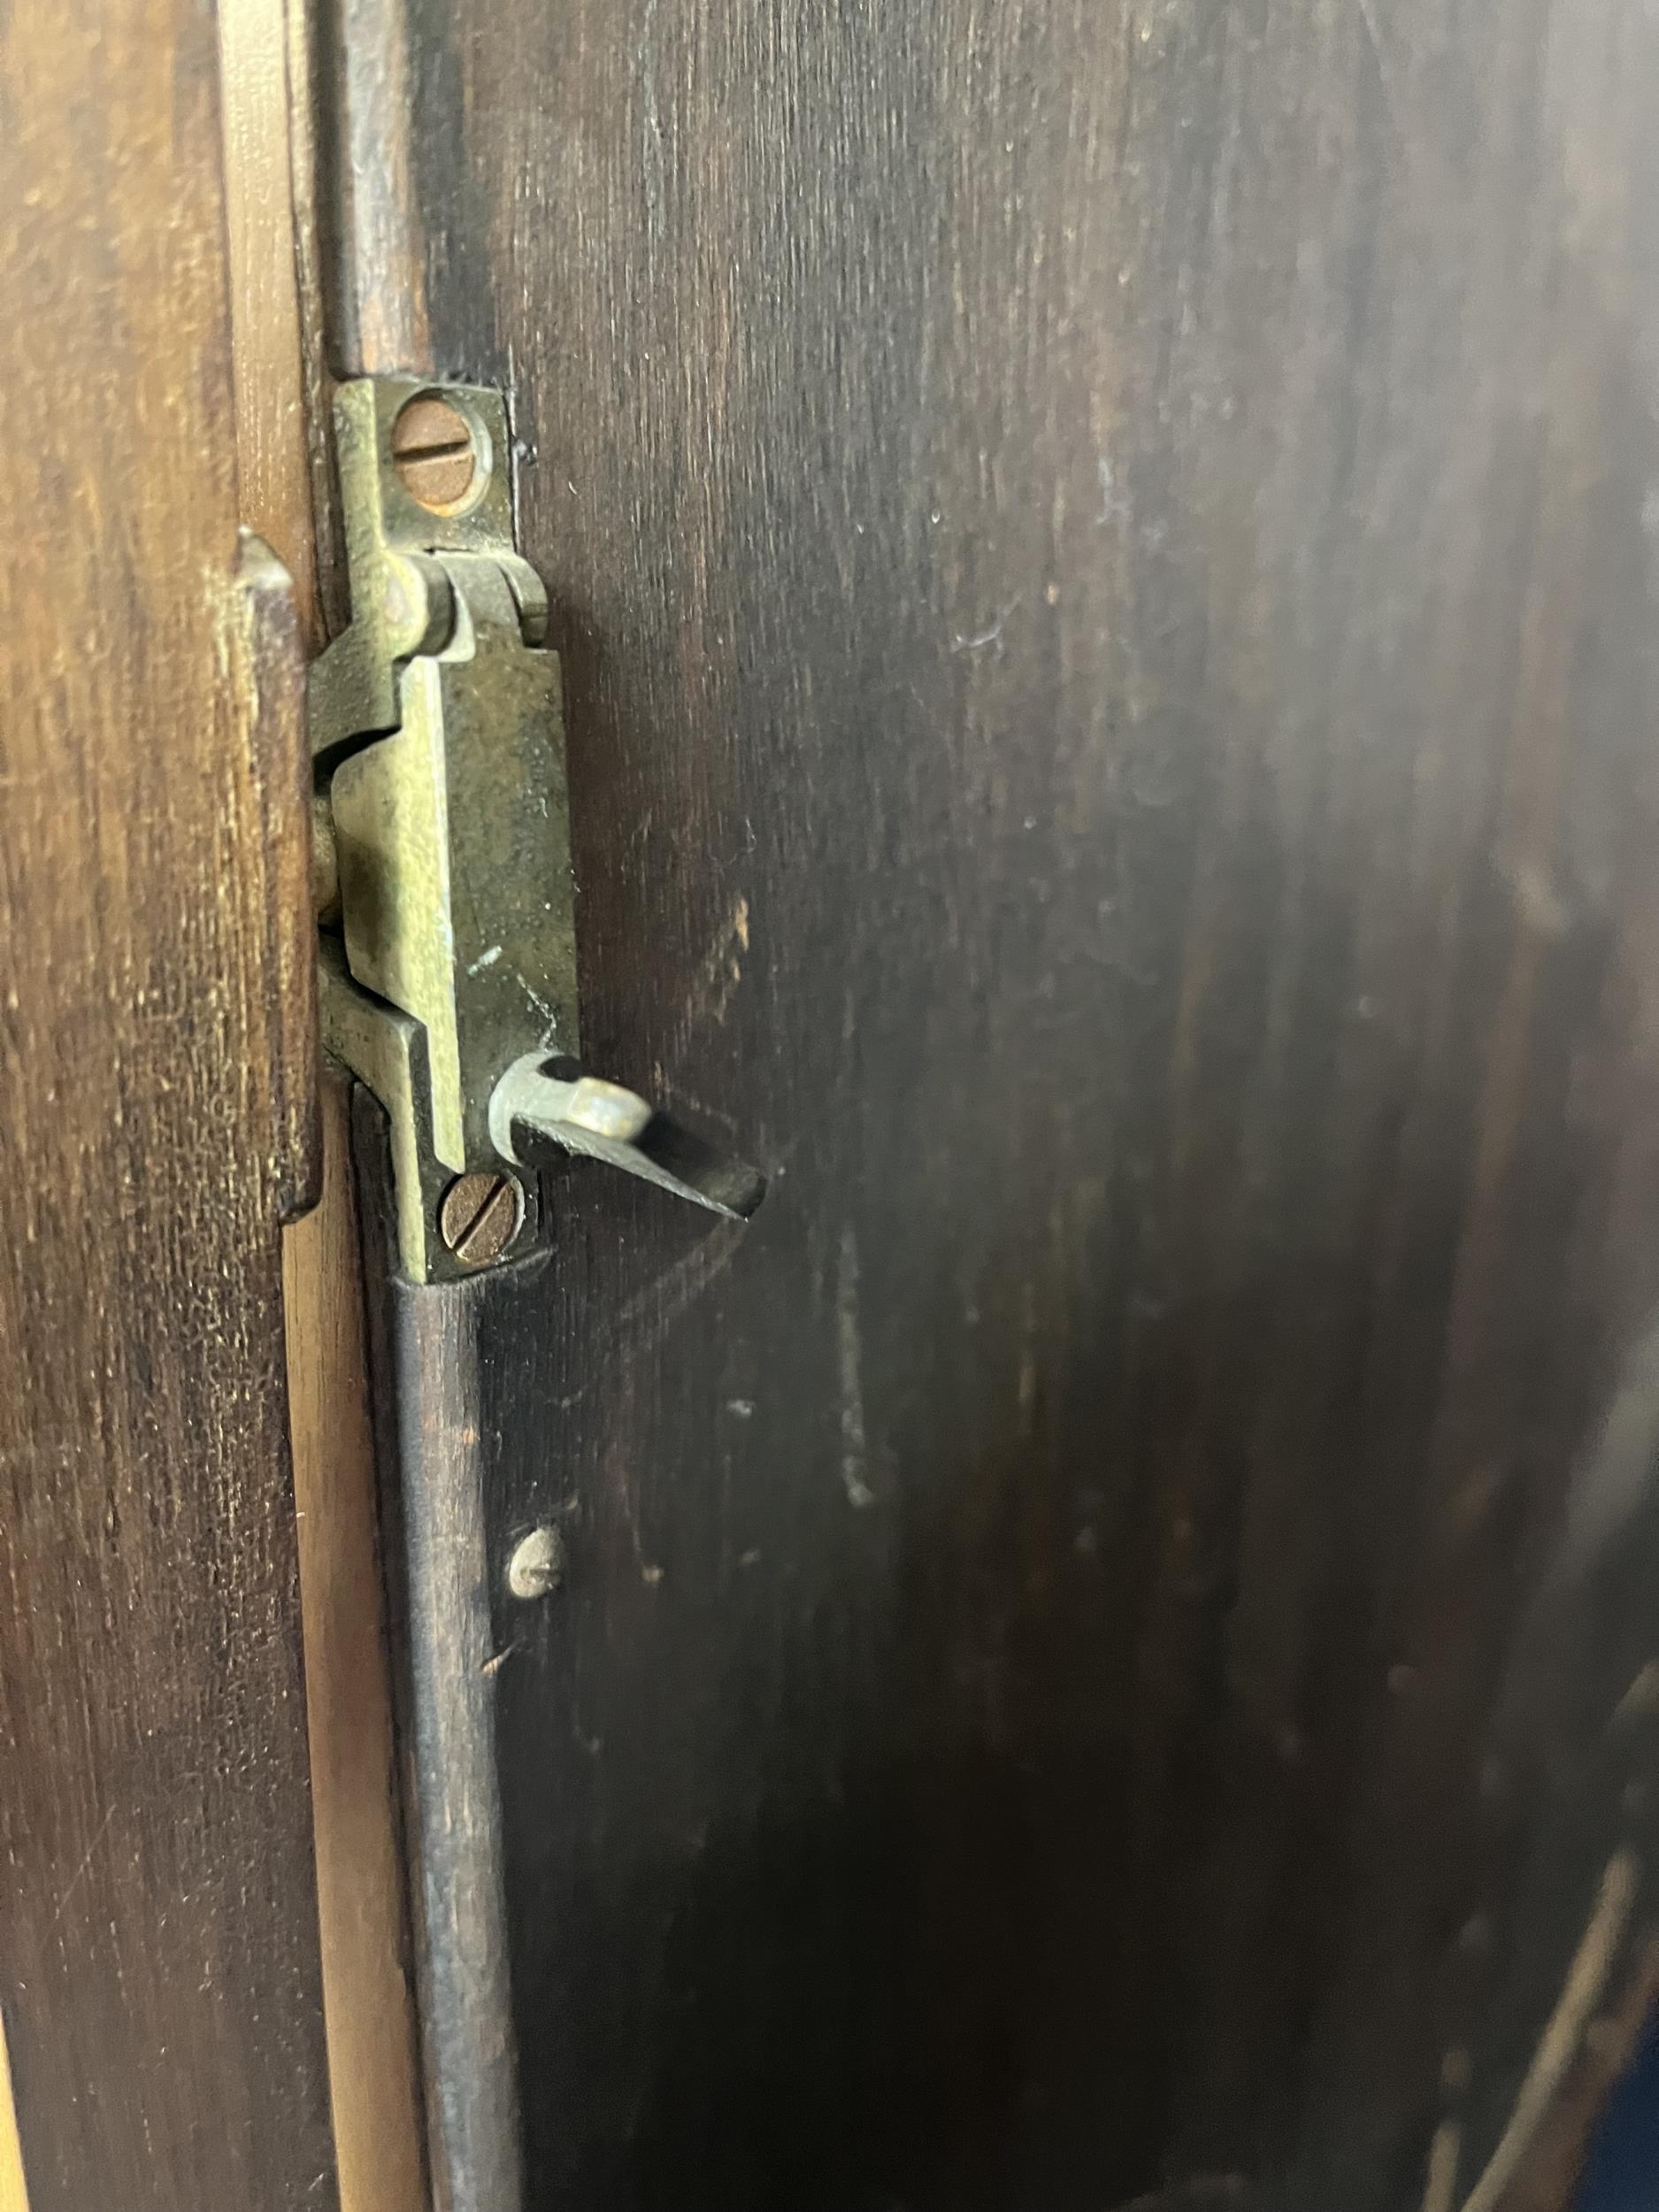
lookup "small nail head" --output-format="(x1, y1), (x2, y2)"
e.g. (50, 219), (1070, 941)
(508, 1525), (565, 1601)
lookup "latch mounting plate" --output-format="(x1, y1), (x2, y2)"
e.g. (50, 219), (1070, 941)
(311, 377), (763, 1279)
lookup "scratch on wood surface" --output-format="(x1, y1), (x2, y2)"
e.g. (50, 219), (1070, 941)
(604, 1229), (742, 1377)
(837, 1225), (875, 1509)
(515, 968), (560, 1048)
(601, 1439), (665, 1585)
(636, 0), (664, 248)
(691, 895), (752, 1023)
(952, 598), (1019, 654)
(47, 1804), (115, 1933)
(554, 1229), (746, 1413)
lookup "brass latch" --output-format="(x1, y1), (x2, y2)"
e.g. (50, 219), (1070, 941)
(311, 378), (763, 1279)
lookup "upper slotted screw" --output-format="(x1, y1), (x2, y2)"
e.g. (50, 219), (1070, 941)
(391, 395), (478, 511)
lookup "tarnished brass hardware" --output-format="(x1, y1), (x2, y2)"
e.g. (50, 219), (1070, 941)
(491, 1056), (766, 1222)
(311, 376), (764, 1278)
(438, 1171), (525, 1268)
(390, 393), (481, 511)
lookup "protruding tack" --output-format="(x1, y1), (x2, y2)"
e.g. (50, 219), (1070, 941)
(507, 1525), (564, 1601)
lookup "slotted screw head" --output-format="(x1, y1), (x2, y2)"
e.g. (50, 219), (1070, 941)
(439, 1171), (523, 1268)
(391, 394), (479, 511)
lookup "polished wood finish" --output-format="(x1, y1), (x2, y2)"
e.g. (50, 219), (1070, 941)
(0, 0), (334, 2200)
(319, 0), (1659, 2204)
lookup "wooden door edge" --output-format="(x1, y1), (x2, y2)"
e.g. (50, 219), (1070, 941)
(218, 3), (430, 2205)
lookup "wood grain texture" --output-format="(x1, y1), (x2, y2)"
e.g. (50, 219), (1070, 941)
(283, 1076), (428, 2212)
(0, 0), (334, 2201)
(325, 0), (1659, 2205)
(218, 2), (431, 2198)
(316, 0), (431, 376)
(353, 1099), (523, 2212)
(220, 0), (320, 642)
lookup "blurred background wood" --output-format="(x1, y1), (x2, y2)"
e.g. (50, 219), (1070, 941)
(0, 0), (333, 2199)
(315, 0), (1659, 2205)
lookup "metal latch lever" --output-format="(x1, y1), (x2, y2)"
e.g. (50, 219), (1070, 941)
(490, 1057), (766, 1223)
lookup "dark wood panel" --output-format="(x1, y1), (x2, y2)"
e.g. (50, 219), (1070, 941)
(353, 1098), (523, 2212)
(0, 0), (335, 2200)
(321, 0), (1659, 2204)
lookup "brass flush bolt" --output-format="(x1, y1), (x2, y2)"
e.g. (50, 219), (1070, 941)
(310, 377), (764, 1280)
